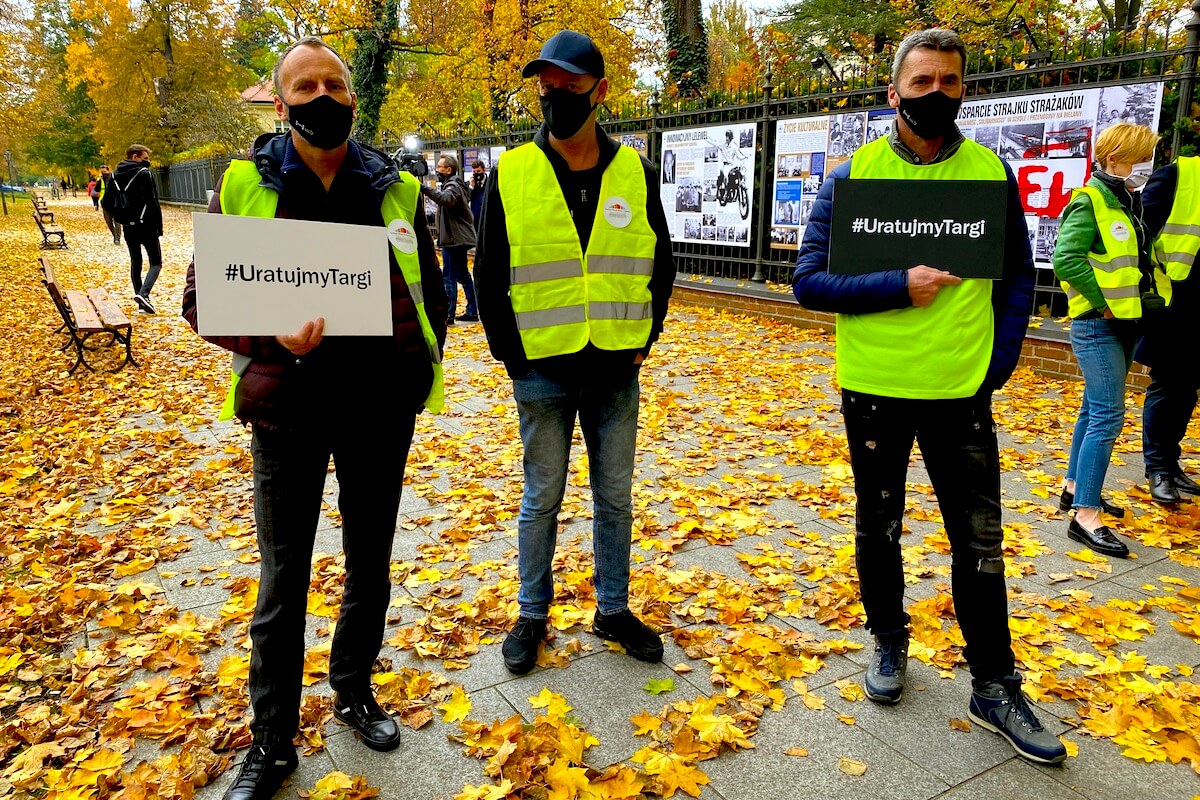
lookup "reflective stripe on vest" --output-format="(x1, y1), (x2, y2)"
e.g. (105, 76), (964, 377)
(215, 159), (443, 418)
(498, 143), (656, 360)
(837, 137), (1004, 400)
(1153, 156), (1200, 282)
(1062, 185), (1172, 319)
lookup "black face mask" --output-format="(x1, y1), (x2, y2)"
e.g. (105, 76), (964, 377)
(540, 83), (599, 141)
(436, 171), (450, 183)
(897, 89), (962, 140)
(287, 94), (354, 150)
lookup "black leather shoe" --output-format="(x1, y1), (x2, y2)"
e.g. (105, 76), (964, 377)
(502, 616), (547, 675)
(1067, 518), (1129, 558)
(1172, 472), (1200, 497)
(592, 609), (664, 662)
(221, 740), (297, 800)
(333, 689), (401, 751)
(1057, 488), (1124, 517)
(1149, 474), (1181, 505)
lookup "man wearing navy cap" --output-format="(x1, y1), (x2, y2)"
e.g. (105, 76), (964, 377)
(475, 30), (676, 675)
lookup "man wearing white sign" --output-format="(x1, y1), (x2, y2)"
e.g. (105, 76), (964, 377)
(793, 29), (1065, 766)
(182, 37), (447, 800)
(475, 29), (676, 676)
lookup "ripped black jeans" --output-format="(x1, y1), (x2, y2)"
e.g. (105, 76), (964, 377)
(842, 389), (1014, 683)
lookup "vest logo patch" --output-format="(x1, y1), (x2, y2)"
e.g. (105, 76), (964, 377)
(604, 196), (633, 229)
(1109, 220), (1131, 243)
(388, 218), (418, 254)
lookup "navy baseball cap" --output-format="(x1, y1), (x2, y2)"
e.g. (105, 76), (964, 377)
(521, 30), (605, 79)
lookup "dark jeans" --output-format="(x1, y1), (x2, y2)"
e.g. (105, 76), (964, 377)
(441, 245), (476, 319)
(248, 413), (415, 739)
(842, 389), (1014, 683)
(125, 226), (162, 298)
(102, 208), (121, 243)
(1143, 368), (1200, 477)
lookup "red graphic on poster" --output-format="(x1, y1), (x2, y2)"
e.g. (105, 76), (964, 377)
(1013, 159), (1090, 219)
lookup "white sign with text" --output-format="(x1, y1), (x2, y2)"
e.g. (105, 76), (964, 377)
(192, 213), (393, 337)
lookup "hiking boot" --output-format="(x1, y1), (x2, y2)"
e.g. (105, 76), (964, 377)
(865, 632), (908, 704)
(333, 688), (401, 751)
(502, 616), (547, 675)
(221, 737), (298, 800)
(592, 609), (664, 662)
(968, 675), (1067, 765)
(134, 294), (155, 314)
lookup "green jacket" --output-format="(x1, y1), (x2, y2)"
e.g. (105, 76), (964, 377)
(1052, 176), (1136, 314)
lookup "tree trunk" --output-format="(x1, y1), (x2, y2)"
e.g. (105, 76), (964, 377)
(351, 0), (398, 144)
(663, 0), (709, 97)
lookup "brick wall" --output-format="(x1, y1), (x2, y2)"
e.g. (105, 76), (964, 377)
(673, 282), (1151, 389)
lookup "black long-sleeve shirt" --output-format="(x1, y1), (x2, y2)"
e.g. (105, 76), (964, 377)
(474, 124), (676, 380)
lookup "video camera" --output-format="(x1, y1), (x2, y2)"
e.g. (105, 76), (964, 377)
(394, 135), (428, 178)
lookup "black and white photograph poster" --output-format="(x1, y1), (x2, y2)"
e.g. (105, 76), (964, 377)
(659, 122), (757, 248)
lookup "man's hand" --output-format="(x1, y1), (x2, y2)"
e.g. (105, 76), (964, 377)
(633, 352), (645, 365)
(907, 266), (962, 307)
(1102, 307), (1115, 320)
(276, 318), (325, 355)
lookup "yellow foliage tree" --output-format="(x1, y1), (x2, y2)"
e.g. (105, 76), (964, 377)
(65, 0), (257, 161)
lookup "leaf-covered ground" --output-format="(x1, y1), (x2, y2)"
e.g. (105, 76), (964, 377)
(2, 196), (1199, 800)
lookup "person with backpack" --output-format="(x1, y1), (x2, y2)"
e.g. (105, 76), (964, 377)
(105, 145), (163, 313)
(87, 177), (99, 209)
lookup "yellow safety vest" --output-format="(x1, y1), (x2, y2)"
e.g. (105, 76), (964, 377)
(836, 136), (1005, 400)
(1061, 185), (1172, 319)
(215, 159), (443, 419)
(498, 143), (656, 360)
(1153, 156), (1200, 282)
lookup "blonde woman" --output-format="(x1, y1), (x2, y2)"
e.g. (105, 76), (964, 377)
(1054, 123), (1171, 558)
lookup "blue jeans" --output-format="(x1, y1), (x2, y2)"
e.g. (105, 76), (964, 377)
(441, 245), (476, 319)
(1065, 317), (1137, 509)
(512, 368), (640, 619)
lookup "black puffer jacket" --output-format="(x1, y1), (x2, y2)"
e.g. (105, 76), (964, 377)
(181, 133), (448, 428)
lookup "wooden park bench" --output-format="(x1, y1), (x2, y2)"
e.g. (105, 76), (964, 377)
(32, 194), (55, 223)
(33, 212), (67, 249)
(39, 257), (137, 374)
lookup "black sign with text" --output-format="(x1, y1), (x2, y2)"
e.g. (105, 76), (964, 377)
(829, 179), (1009, 279)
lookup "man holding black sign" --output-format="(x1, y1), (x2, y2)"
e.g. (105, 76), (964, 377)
(182, 37), (448, 800)
(793, 29), (1065, 765)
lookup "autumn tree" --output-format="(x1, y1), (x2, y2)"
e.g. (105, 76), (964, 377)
(706, 0), (763, 94)
(64, 0), (257, 160)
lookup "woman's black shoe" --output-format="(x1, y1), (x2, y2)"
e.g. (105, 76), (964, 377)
(1067, 518), (1130, 558)
(1057, 488), (1124, 518)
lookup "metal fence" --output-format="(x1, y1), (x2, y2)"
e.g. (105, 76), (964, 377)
(156, 3), (1200, 319)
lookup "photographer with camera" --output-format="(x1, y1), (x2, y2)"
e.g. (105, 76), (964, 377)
(422, 154), (478, 324)
(469, 159), (487, 235)
(1053, 122), (1172, 558)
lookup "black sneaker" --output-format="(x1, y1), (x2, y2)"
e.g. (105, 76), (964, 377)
(134, 294), (155, 314)
(592, 609), (664, 662)
(333, 688), (401, 751)
(459, 313), (479, 322)
(1057, 488), (1123, 517)
(1067, 518), (1129, 559)
(221, 739), (298, 800)
(968, 675), (1067, 765)
(864, 632), (907, 704)
(502, 616), (547, 675)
